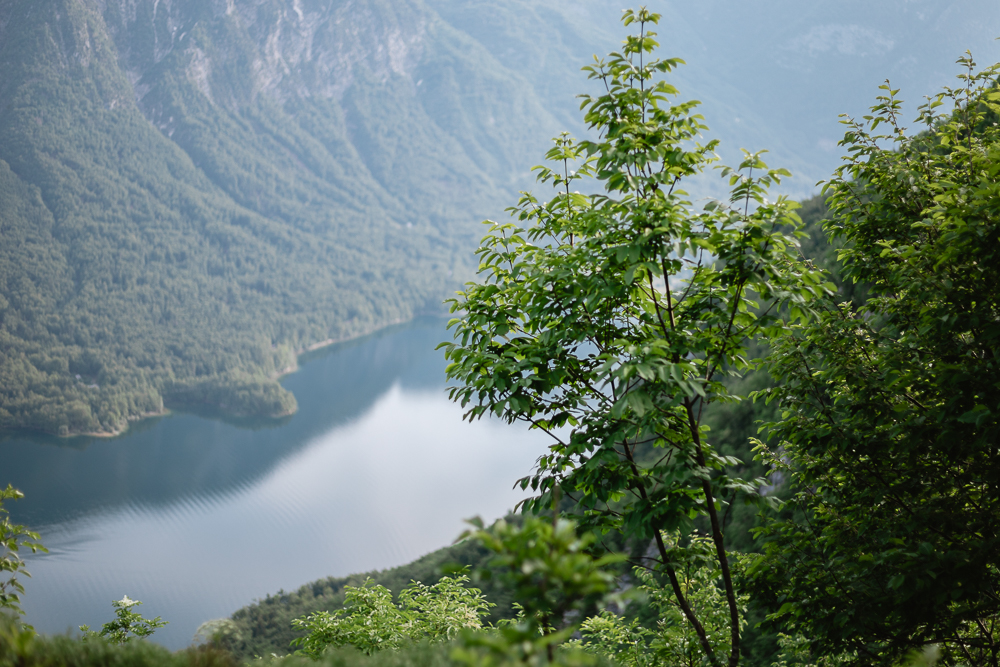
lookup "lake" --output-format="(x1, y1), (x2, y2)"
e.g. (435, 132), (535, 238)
(0, 319), (549, 649)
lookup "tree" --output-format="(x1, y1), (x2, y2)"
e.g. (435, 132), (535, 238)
(744, 56), (1000, 667)
(440, 9), (828, 667)
(290, 572), (492, 657)
(1, 485), (46, 621)
(80, 595), (167, 644)
(458, 515), (621, 665)
(570, 537), (748, 667)
(291, 580), (409, 657)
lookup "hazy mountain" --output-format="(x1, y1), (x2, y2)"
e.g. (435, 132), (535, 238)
(647, 0), (1000, 192)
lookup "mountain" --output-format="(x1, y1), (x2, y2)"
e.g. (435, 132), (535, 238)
(642, 0), (1000, 191)
(1, 0), (997, 437)
(0, 0), (586, 435)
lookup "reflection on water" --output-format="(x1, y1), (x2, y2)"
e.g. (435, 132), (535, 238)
(1, 319), (549, 649)
(1, 320), (450, 528)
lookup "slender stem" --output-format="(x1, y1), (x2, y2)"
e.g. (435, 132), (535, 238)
(685, 397), (741, 667)
(622, 439), (720, 667)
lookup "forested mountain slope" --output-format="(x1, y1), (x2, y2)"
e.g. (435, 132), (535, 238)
(0, 0), (588, 436)
(2, 0), (995, 437)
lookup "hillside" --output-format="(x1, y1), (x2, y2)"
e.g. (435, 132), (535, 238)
(0, 0), (590, 436)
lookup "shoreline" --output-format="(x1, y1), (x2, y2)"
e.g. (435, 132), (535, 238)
(56, 408), (172, 439)
(42, 316), (422, 440)
(271, 317), (409, 381)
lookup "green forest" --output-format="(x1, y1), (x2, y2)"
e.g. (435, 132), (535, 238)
(0, 0), (587, 436)
(2, 4), (999, 667)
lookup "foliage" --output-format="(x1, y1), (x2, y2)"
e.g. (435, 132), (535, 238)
(744, 56), (1000, 666)
(768, 631), (853, 667)
(79, 595), (168, 645)
(247, 640), (615, 667)
(196, 618), (246, 651)
(571, 612), (656, 667)
(220, 535), (520, 660)
(441, 8), (828, 667)
(252, 517), (618, 666)
(570, 535), (747, 667)
(449, 636), (608, 667)
(0, 485), (45, 620)
(291, 581), (409, 658)
(0, 614), (234, 667)
(461, 516), (621, 643)
(398, 571), (494, 641)
(290, 573), (491, 658)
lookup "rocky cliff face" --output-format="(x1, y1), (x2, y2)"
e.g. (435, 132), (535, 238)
(98, 0), (429, 107)
(78, 0), (571, 234)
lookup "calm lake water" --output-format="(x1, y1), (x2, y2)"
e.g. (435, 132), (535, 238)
(0, 319), (549, 648)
